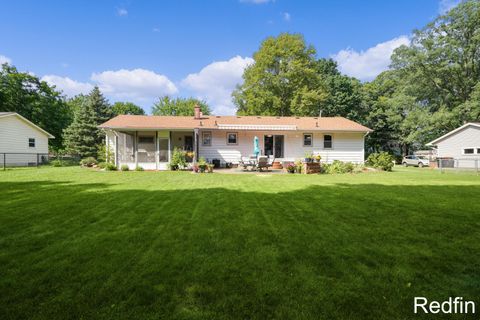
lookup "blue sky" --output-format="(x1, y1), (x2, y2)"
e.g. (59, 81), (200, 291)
(0, 0), (460, 114)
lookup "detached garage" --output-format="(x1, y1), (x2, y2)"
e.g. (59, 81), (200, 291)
(0, 112), (54, 167)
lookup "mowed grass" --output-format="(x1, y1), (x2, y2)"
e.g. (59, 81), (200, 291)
(0, 167), (479, 319)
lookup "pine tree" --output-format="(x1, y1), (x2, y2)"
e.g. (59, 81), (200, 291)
(63, 99), (100, 158)
(89, 86), (112, 125)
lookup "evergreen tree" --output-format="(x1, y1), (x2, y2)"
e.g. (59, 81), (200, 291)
(63, 101), (99, 158)
(89, 86), (112, 124)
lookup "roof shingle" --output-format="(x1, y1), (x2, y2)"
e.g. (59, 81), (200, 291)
(99, 115), (372, 132)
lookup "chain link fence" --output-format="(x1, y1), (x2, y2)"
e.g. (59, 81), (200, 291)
(1, 153), (50, 170)
(436, 158), (480, 174)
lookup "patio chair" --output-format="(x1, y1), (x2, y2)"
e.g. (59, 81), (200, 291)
(238, 156), (250, 171)
(257, 156), (269, 172)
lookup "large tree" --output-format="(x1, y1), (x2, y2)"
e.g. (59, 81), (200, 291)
(233, 33), (328, 116)
(111, 102), (145, 116)
(62, 101), (99, 158)
(0, 63), (72, 149)
(152, 96), (210, 116)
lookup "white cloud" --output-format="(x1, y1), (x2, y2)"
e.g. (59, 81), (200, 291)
(41, 75), (93, 97)
(240, 0), (274, 4)
(91, 68), (178, 104)
(0, 54), (12, 65)
(152, 27), (160, 33)
(116, 8), (128, 16)
(332, 36), (410, 81)
(439, 0), (461, 14)
(182, 56), (254, 115)
(283, 12), (291, 22)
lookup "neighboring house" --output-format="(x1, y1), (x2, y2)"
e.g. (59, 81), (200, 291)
(0, 112), (54, 166)
(427, 122), (480, 168)
(99, 106), (372, 170)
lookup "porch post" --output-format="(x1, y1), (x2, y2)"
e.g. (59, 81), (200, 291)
(193, 128), (199, 163)
(134, 131), (138, 168)
(155, 131), (159, 170)
(168, 131), (172, 163)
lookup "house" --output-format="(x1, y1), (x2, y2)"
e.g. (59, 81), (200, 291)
(99, 105), (372, 170)
(0, 112), (54, 167)
(427, 122), (480, 168)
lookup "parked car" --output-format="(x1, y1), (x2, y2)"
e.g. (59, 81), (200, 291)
(402, 155), (430, 167)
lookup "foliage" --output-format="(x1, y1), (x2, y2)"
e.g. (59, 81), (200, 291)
(207, 164), (214, 173)
(63, 87), (113, 158)
(152, 96), (211, 116)
(286, 163), (296, 173)
(198, 157), (208, 173)
(366, 152), (395, 171)
(111, 102), (145, 116)
(104, 163), (117, 171)
(97, 144), (115, 164)
(97, 162), (107, 169)
(135, 166), (144, 171)
(80, 157), (97, 167)
(120, 164), (129, 171)
(50, 160), (63, 167)
(170, 147), (187, 170)
(294, 160), (303, 173)
(0, 63), (72, 149)
(323, 160), (355, 174)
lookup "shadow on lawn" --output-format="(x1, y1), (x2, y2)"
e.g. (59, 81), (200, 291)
(0, 180), (480, 320)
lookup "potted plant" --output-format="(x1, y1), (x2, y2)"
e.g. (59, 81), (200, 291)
(197, 157), (208, 173)
(314, 154), (321, 162)
(207, 163), (214, 173)
(286, 163), (296, 173)
(304, 152), (313, 163)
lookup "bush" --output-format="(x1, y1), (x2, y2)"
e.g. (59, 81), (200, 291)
(135, 166), (144, 171)
(170, 147), (186, 170)
(198, 157), (208, 173)
(286, 163), (296, 173)
(105, 163), (117, 171)
(97, 162), (107, 169)
(367, 152), (395, 171)
(324, 160), (355, 174)
(80, 157), (97, 167)
(51, 160), (63, 167)
(120, 164), (130, 171)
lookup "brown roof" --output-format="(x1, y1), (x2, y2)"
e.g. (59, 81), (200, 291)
(99, 115), (372, 132)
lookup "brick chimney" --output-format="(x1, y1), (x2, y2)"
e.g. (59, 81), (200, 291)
(194, 104), (201, 119)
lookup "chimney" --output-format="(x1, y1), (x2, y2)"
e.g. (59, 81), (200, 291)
(194, 104), (201, 119)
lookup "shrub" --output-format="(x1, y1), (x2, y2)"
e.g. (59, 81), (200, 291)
(367, 152), (395, 171)
(105, 163), (117, 171)
(80, 157), (97, 167)
(294, 160), (303, 173)
(170, 147), (186, 170)
(324, 160), (355, 174)
(97, 162), (107, 169)
(198, 157), (208, 173)
(51, 160), (63, 167)
(120, 164), (130, 171)
(135, 166), (144, 171)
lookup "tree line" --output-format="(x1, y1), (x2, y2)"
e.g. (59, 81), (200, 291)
(1, 0), (478, 158)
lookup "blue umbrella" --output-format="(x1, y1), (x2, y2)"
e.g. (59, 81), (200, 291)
(253, 136), (260, 157)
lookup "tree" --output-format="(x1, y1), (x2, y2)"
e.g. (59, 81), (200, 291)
(0, 63), (72, 149)
(152, 96), (210, 116)
(88, 86), (112, 124)
(233, 33), (328, 116)
(62, 102), (99, 158)
(111, 102), (145, 116)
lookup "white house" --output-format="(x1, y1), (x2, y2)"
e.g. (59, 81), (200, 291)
(427, 122), (480, 169)
(0, 112), (54, 167)
(99, 106), (372, 170)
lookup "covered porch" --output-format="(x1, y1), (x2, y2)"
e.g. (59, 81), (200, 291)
(106, 129), (199, 170)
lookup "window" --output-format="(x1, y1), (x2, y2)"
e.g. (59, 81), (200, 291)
(138, 136), (154, 144)
(323, 135), (332, 149)
(477, 148), (480, 154)
(227, 132), (237, 145)
(202, 131), (212, 146)
(303, 133), (313, 147)
(463, 148), (474, 154)
(28, 138), (35, 148)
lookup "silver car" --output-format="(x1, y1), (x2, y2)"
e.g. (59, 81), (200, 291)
(402, 155), (430, 168)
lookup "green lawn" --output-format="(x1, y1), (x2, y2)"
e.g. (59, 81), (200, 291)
(1, 167), (479, 319)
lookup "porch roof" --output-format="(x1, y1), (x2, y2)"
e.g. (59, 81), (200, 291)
(99, 115), (372, 132)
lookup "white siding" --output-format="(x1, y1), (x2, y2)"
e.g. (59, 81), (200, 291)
(198, 130), (365, 164)
(0, 115), (49, 165)
(436, 125), (480, 168)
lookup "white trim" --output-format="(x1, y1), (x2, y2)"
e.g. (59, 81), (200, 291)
(303, 133), (313, 147)
(323, 133), (333, 149)
(0, 113), (55, 138)
(427, 123), (480, 145)
(217, 124), (297, 131)
(226, 132), (238, 145)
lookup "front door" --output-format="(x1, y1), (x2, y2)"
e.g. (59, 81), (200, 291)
(264, 135), (284, 158)
(184, 136), (193, 151)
